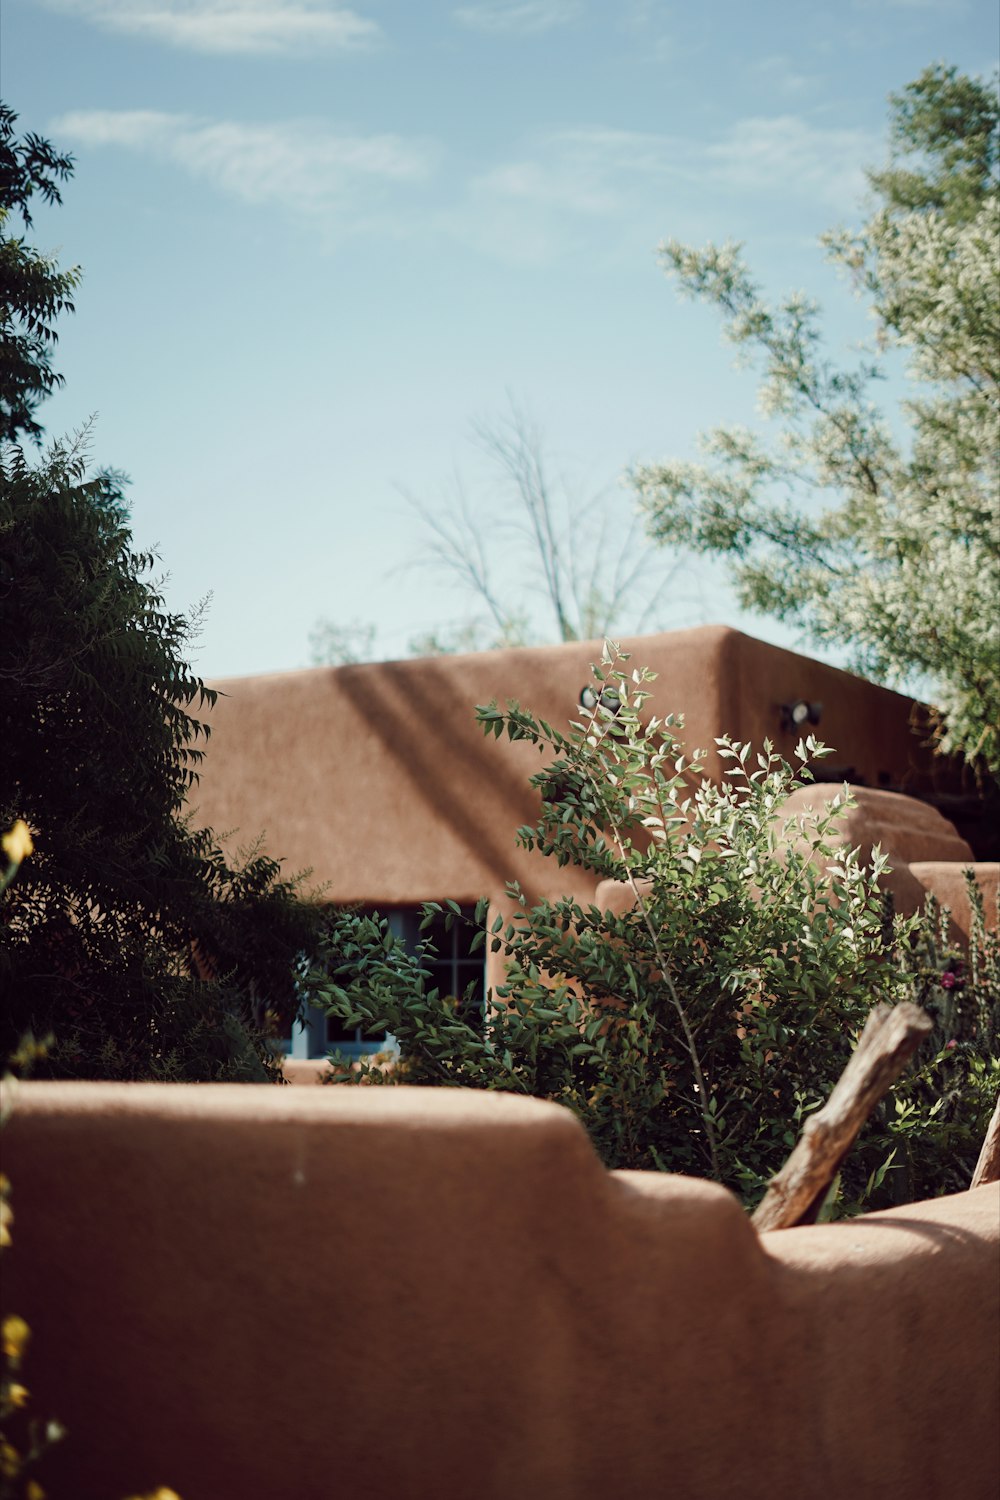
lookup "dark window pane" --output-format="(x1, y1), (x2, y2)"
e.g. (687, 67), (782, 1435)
(327, 1016), (359, 1044)
(423, 908), (454, 954)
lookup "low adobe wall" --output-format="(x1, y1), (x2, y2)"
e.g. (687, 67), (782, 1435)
(776, 785), (999, 942)
(3, 1083), (997, 1500)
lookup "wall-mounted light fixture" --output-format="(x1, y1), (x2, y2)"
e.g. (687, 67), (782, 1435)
(780, 699), (823, 733)
(580, 685), (622, 715)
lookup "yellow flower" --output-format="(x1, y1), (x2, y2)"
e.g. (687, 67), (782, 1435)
(1, 821), (33, 866)
(0, 1439), (22, 1479)
(1, 1314), (30, 1359)
(1, 1174), (12, 1248)
(25, 1482), (47, 1500)
(8, 1382), (29, 1408)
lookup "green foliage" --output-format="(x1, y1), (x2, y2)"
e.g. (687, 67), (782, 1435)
(307, 618), (379, 667)
(316, 648), (953, 1208)
(874, 873), (999, 1205)
(1, 838), (189, 1498)
(0, 104), (80, 446)
(308, 906), (497, 1084)
(0, 835), (64, 1500)
(634, 65), (1000, 775)
(869, 63), (999, 224)
(0, 111), (339, 1079)
(0, 439), (326, 1078)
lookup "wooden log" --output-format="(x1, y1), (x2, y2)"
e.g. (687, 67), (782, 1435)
(970, 1091), (1000, 1190)
(752, 1002), (933, 1233)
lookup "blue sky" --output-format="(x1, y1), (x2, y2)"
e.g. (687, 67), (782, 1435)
(5, 0), (997, 678)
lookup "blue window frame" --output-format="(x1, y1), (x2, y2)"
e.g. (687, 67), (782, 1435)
(284, 903), (485, 1060)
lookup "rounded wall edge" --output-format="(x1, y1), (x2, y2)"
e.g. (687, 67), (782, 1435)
(2, 1083), (996, 1500)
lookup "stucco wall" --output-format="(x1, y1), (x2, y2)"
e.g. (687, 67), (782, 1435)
(3, 1082), (997, 1500)
(189, 626), (948, 910)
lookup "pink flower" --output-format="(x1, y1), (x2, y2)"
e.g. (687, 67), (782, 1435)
(945, 1039), (957, 1050)
(940, 971), (957, 989)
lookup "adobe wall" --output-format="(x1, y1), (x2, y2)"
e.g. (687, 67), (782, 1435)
(3, 1082), (997, 1500)
(189, 626), (945, 911)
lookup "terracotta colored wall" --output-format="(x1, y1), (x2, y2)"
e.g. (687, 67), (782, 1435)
(765, 784), (998, 939)
(718, 629), (939, 791)
(189, 626), (944, 911)
(3, 1082), (997, 1500)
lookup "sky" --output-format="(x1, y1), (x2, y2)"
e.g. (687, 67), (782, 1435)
(4, 0), (998, 679)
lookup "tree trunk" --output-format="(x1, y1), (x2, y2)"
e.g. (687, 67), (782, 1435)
(970, 1092), (1000, 1190)
(752, 1002), (933, 1233)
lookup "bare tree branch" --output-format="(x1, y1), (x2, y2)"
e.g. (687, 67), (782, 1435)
(410, 395), (685, 649)
(751, 1003), (933, 1231)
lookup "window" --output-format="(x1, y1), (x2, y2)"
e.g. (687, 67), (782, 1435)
(283, 902), (486, 1061)
(419, 905), (484, 1027)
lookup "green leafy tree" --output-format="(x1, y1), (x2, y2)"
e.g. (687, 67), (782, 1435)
(0, 103), (79, 444)
(0, 111), (327, 1078)
(633, 66), (1000, 775)
(0, 438), (326, 1078)
(868, 64), (999, 223)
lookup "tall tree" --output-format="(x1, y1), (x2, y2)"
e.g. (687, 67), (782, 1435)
(869, 64), (999, 222)
(634, 66), (999, 775)
(0, 103), (79, 444)
(0, 109), (324, 1077)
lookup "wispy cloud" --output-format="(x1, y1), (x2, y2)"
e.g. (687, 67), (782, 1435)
(443, 115), (880, 264)
(700, 116), (877, 206)
(852, 0), (963, 9)
(42, 0), (380, 56)
(616, 0), (676, 63)
(452, 1), (580, 36)
(751, 53), (820, 97)
(51, 111), (434, 230)
(485, 114), (876, 214)
(50, 106), (880, 263)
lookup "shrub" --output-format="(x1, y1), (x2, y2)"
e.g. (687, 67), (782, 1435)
(315, 646), (987, 1209)
(875, 875), (999, 1204)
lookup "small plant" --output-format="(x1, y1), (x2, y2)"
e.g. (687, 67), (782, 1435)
(317, 646), (939, 1209)
(1, 825), (64, 1500)
(1, 823), (185, 1499)
(873, 875), (1000, 1204)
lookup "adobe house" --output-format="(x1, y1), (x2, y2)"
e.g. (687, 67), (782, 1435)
(4, 630), (995, 1497)
(189, 625), (992, 1063)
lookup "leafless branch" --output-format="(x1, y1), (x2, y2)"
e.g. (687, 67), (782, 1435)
(406, 394), (686, 649)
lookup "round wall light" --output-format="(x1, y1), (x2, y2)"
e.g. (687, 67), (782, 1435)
(780, 699), (823, 732)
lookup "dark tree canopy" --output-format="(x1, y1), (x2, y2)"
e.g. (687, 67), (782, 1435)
(0, 109), (328, 1078)
(0, 439), (326, 1077)
(0, 103), (80, 444)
